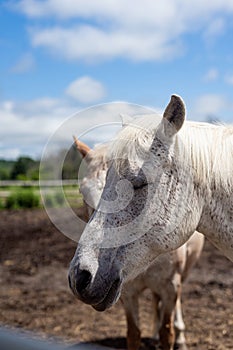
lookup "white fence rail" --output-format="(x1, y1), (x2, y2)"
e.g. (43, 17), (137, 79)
(0, 180), (78, 187)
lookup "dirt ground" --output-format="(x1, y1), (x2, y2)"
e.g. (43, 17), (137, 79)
(0, 209), (232, 350)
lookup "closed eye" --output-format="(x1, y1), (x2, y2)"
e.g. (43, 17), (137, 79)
(124, 169), (148, 190)
(131, 175), (148, 190)
(133, 182), (148, 190)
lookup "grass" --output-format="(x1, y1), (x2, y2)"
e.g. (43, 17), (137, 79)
(5, 189), (40, 209)
(0, 184), (83, 210)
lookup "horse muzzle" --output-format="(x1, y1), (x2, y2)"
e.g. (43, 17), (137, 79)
(68, 264), (123, 311)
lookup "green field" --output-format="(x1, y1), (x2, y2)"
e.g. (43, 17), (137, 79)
(0, 183), (83, 210)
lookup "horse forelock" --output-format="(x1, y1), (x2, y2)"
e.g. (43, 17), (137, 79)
(108, 114), (160, 172)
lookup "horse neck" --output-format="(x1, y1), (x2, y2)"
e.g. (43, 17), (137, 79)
(179, 123), (233, 260)
(190, 128), (233, 259)
(197, 194), (233, 261)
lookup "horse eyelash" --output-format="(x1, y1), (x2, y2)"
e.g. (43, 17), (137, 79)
(133, 182), (148, 190)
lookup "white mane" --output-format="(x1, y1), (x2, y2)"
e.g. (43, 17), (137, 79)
(179, 122), (233, 191)
(109, 114), (233, 191)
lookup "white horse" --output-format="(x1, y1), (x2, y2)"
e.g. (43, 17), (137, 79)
(69, 95), (232, 341)
(72, 138), (204, 350)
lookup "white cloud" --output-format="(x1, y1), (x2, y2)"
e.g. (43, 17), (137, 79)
(192, 94), (232, 121)
(204, 69), (233, 86)
(10, 52), (35, 73)
(12, 0), (233, 22)
(9, 0), (232, 62)
(203, 17), (226, 45)
(0, 74), (109, 159)
(203, 68), (219, 82)
(0, 147), (21, 159)
(65, 76), (106, 103)
(224, 74), (233, 85)
(0, 97), (78, 159)
(30, 25), (183, 62)
(0, 93), (157, 159)
(10, 0), (178, 22)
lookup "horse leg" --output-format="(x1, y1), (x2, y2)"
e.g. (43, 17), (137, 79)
(159, 284), (177, 350)
(174, 294), (187, 350)
(152, 293), (163, 342)
(159, 312), (175, 350)
(121, 293), (141, 350)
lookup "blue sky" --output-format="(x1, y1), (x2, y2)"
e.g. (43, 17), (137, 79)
(1, 0), (233, 159)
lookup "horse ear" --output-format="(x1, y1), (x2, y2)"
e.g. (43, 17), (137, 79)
(120, 114), (134, 127)
(73, 136), (91, 158)
(161, 95), (185, 138)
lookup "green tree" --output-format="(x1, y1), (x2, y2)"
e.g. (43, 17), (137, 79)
(62, 144), (82, 179)
(0, 168), (9, 180)
(10, 157), (35, 180)
(0, 159), (14, 180)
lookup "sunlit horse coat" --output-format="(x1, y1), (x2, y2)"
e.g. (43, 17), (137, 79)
(73, 138), (204, 350)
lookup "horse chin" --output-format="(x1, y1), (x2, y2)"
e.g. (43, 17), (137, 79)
(92, 277), (122, 312)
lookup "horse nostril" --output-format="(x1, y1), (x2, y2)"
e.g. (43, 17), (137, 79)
(68, 274), (72, 290)
(75, 268), (92, 293)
